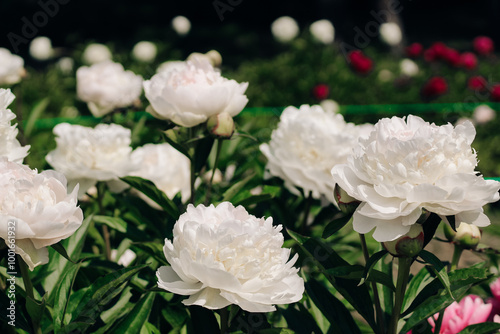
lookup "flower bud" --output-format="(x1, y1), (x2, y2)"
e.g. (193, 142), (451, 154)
(383, 224), (424, 258)
(207, 112), (234, 138)
(334, 184), (360, 214)
(455, 223), (481, 249)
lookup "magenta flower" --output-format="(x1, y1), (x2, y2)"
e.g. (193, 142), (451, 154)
(429, 295), (492, 333)
(488, 277), (500, 321)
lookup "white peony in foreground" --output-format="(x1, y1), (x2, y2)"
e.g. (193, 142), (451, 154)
(0, 89), (30, 163)
(144, 60), (248, 127)
(0, 158), (83, 270)
(157, 202), (304, 312)
(0, 48), (25, 86)
(76, 61), (143, 117)
(331, 115), (500, 242)
(130, 143), (191, 203)
(46, 123), (138, 198)
(260, 105), (373, 203)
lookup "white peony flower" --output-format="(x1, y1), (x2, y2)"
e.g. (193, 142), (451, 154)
(473, 105), (495, 125)
(82, 43), (112, 65)
(0, 89), (29, 163)
(271, 16), (299, 43)
(379, 22), (402, 46)
(172, 16), (191, 36)
(111, 249), (136, 267)
(331, 115), (500, 242)
(76, 61), (143, 117)
(144, 60), (248, 127)
(187, 50), (223, 68)
(400, 58), (419, 77)
(132, 41), (157, 63)
(157, 202), (304, 312)
(0, 48), (25, 86)
(46, 123), (138, 198)
(260, 105), (373, 203)
(309, 19), (335, 44)
(130, 143), (191, 203)
(0, 158), (83, 270)
(29, 36), (54, 61)
(57, 57), (74, 75)
(156, 60), (188, 74)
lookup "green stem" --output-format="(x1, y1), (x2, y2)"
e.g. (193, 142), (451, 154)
(359, 234), (385, 333)
(18, 256), (42, 334)
(301, 192), (313, 234)
(220, 307), (229, 334)
(205, 139), (224, 205)
(433, 308), (445, 334)
(388, 256), (412, 334)
(96, 183), (111, 261)
(189, 127), (196, 204)
(450, 244), (463, 271)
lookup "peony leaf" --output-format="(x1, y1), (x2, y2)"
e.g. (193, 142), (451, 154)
(457, 322), (500, 334)
(222, 172), (256, 202)
(131, 242), (168, 265)
(418, 250), (453, 300)
(162, 130), (192, 160)
(53, 263), (81, 332)
(422, 213), (442, 248)
(305, 279), (362, 334)
(93, 215), (127, 233)
(325, 266), (395, 292)
(188, 305), (220, 334)
(233, 185), (281, 207)
(193, 136), (215, 173)
(257, 329), (295, 334)
(24, 97), (50, 137)
(280, 304), (323, 334)
(322, 214), (352, 239)
(140, 322), (161, 334)
(358, 250), (388, 286)
(0, 291), (32, 332)
(25, 294), (46, 332)
(92, 287), (135, 334)
(121, 176), (180, 219)
(108, 292), (155, 334)
(50, 242), (76, 264)
(446, 215), (457, 232)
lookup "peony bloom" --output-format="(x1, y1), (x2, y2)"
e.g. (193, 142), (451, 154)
(379, 22), (402, 46)
(76, 61), (143, 117)
(260, 105), (373, 203)
(467, 76), (488, 92)
(488, 278), (500, 320)
(473, 105), (495, 125)
(132, 41), (157, 63)
(0, 158), (83, 270)
(187, 50), (223, 68)
(406, 42), (423, 58)
(156, 60), (188, 74)
(0, 48), (25, 86)
(29, 36), (54, 61)
(312, 83), (330, 100)
(348, 50), (373, 75)
(82, 43), (112, 65)
(428, 295), (492, 333)
(460, 52), (478, 70)
(130, 143), (191, 203)
(444, 48), (461, 67)
(400, 59), (419, 77)
(271, 16), (299, 43)
(144, 60), (248, 127)
(46, 123), (138, 198)
(421, 76), (448, 99)
(473, 36), (494, 56)
(331, 115), (500, 242)
(309, 19), (335, 44)
(156, 202), (304, 312)
(172, 16), (191, 36)
(0, 89), (30, 163)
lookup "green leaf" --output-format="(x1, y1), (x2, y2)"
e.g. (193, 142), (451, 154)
(194, 136), (215, 173)
(141, 321), (162, 334)
(422, 213), (442, 248)
(43, 214), (92, 302)
(93, 215), (127, 233)
(53, 263), (81, 333)
(403, 266), (434, 314)
(162, 130), (192, 160)
(419, 250), (453, 299)
(324, 266), (395, 291)
(258, 329), (295, 334)
(233, 185), (281, 207)
(306, 279), (361, 334)
(70, 264), (148, 332)
(280, 304), (322, 334)
(50, 242), (76, 264)
(446, 215), (457, 231)
(24, 97), (49, 137)
(109, 292), (155, 333)
(121, 176), (179, 219)
(322, 215), (352, 239)
(0, 290), (31, 331)
(93, 287), (135, 334)
(221, 172), (256, 202)
(132, 242), (168, 266)
(188, 305), (220, 334)
(26, 294), (46, 331)
(359, 250), (388, 286)
(458, 322), (500, 334)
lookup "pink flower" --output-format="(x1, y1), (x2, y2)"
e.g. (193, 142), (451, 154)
(467, 76), (488, 91)
(421, 76), (448, 99)
(488, 277), (500, 321)
(406, 43), (423, 58)
(491, 84), (500, 102)
(444, 48), (461, 67)
(429, 295), (492, 333)
(460, 52), (478, 70)
(347, 50), (373, 75)
(312, 83), (330, 101)
(473, 36), (494, 56)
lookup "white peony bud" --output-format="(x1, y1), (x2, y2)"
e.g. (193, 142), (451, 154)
(473, 105), (495, 125)
(82, 43), (112, 65)
(271, 16), (299, 43)
(400, 58), (419, 77)
(172, 16), (191, 36)
(29, 36), (54, 61)
(379, 22), (402, 46)
(309, 19), (335, 44)
(132, 41), (157, 63)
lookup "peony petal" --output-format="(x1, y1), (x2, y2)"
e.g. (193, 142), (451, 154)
(15, 239), (49, 271)
(220, 291), (276, 312)
(156, 266), (204, 295)
(182, 287), (232, 310)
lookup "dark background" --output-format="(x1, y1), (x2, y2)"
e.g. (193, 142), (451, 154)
(1, 0), (499, 66)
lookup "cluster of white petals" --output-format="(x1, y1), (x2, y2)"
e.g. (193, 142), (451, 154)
(379, 22), (403, 46)
(46, 123), (138, 197)
(76, 61), (143, 117)
(0, 48), (25, 86)
(130, 143), (191, 203)
(82, 43), (112, 65)
(260, 105), (373, 202)
(0, 158), (83, 270)
(0, 89), (29, 163)
(144, 60), (248, 127)
(271, 16), (299, 43)
(332, 115), (500, 241)
(157, 202), (304, 312)
(309, 19), (335, 44)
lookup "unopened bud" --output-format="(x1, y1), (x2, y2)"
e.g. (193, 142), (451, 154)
(206, 50), (222, 67)
(207, 112), (234, 138)
(334, 184), (360, 214)
(455, 223), (481, 249)
(383, 224), (424, 258)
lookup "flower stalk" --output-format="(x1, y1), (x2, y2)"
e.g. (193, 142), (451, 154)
(205, 138), (224, 205)
(388, 256), (412, 334)
(18, 256), (43, 334)
(450, 244), (463, 272)
(220, 307), (230, 334)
